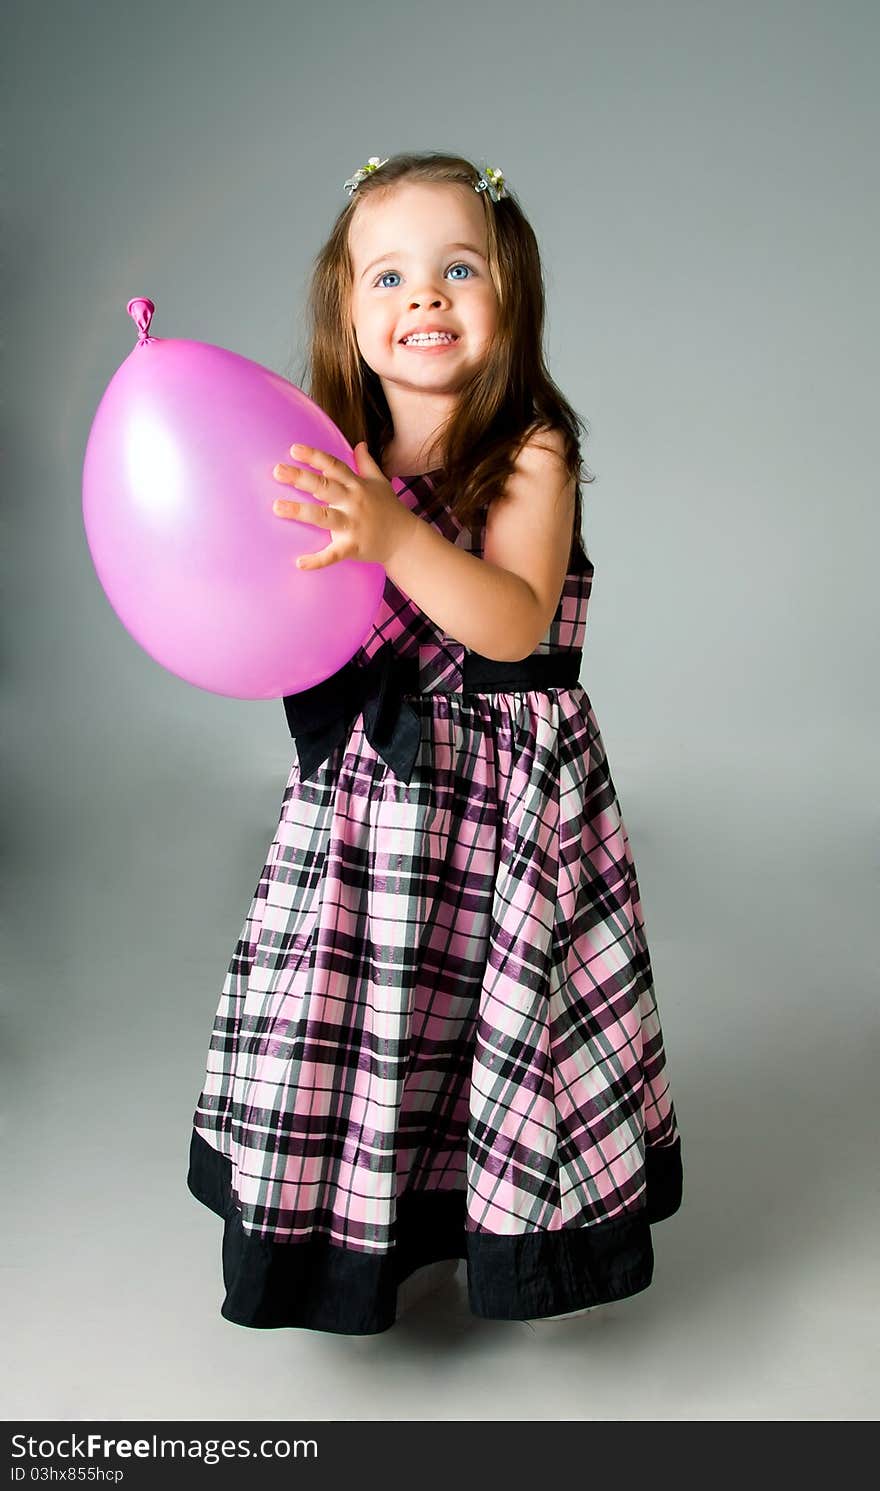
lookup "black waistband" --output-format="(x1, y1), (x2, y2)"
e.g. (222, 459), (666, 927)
(461, 647), (582, 693)
(283, 641), (583, 784)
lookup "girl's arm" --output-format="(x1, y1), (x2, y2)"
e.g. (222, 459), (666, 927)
(386, 520), (543, 661)
(385, 434), (576, 663)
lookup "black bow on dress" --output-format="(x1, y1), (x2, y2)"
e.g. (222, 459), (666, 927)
(282, 639), (422, 784)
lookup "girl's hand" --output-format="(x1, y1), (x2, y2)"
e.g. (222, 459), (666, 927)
(271, 441), (415, 570)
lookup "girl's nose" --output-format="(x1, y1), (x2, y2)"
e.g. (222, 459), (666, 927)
(409, 291), (449, 309)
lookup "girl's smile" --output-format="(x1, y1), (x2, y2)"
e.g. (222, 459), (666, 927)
(399, 335), (462, 354)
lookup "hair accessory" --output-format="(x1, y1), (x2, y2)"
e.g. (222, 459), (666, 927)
(474, 164), (508, 202)
(341, 156), (510, 202)
(342, 156), (390, 197)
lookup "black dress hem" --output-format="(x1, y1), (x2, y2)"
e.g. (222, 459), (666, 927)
(186, 1126), (683, 1336)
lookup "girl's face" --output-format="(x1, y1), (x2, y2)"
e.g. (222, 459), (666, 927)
(348, 181), (499, 400)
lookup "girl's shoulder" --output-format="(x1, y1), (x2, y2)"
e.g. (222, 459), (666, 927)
(497, 424), (576, 500)
(511, 423), (584, 496)
(519, 420), (569, 455)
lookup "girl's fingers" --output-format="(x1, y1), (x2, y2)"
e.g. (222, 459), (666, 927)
(272, 498), (331, 523)
(286, 444), (354, 489)
(273, 462), (316, 490)
(297, 545), (340, 570)
(274, 462), (347, 510)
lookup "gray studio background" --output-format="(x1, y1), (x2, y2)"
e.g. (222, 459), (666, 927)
(4, 0), (876, 1422)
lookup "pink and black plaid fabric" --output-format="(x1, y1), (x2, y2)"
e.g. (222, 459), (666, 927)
(187, 469), (683, 1334)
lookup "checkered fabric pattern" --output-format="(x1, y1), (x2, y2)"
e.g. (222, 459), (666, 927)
(190, 470), (681, 1265)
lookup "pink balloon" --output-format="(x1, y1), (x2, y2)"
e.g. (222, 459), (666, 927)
(82, 297), (385, 698)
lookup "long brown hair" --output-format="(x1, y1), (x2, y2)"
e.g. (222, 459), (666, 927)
(285, 151), (596, 568)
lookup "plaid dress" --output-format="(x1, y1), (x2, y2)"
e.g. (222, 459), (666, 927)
(187, 468), (683, 1334)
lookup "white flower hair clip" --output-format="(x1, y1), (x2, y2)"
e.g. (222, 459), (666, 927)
(342, 156), (390, 197)
(474, 164), (508, 202)
(342, 156), (510, 202)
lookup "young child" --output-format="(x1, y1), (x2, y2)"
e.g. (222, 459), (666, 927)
(186, 151), (683, 1336)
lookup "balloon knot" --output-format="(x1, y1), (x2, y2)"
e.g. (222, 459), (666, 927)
(127, 297), (155, 342)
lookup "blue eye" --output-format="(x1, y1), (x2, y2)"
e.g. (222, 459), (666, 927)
(372, 262), (474, 288)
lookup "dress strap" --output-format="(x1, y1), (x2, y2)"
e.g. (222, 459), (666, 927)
(283, 642), (583, 784)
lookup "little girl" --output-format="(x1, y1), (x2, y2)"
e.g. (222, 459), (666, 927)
(187, 151), (683, 1336)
